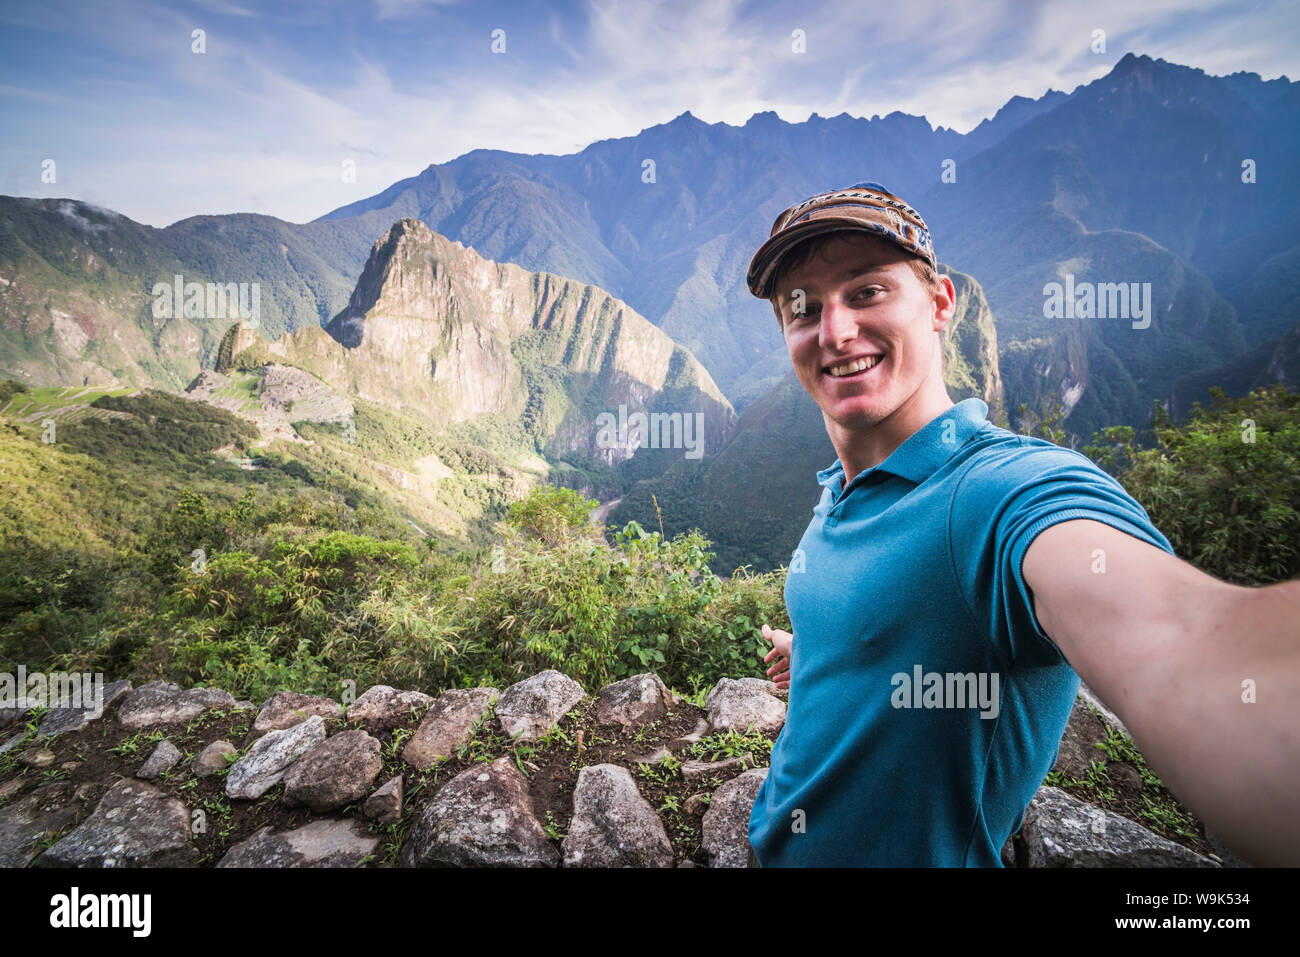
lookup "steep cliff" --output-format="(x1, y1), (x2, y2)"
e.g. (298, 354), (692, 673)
(220, 219), (735, 468)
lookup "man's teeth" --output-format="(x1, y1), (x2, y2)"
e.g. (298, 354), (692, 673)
(828, 356), (881, 377)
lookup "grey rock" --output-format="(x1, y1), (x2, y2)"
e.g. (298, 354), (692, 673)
(117, 681), (236, 729)
(363, 775), (404, 825)
(681, 756), (748, 783)
(253, 691), (342, 734)
(1001, 835), (1017, 868)
(0, 776), (30, 802)
(194, 740), (237, 778)
(675, 717), (711, 744)
(684, 793), (708, 816)
(399, 757), (558, 867)
(0, 788), (80, 867)
(1204, 830), (1253, 868)
(136, 740), (182, 780)
(37, 680), (132, 738)
(19, 747), (56, 769)
(402, 687), (497, 770)
(0, 697), (35, 729)
(0, 731), (28, 755)
(705, 677), (786, 735)
(346, 685), (433, 731)
(702, 767), (768, 867)
(562, 763), (673, 868)
(218, 818), (381, 868)
(234, 699), (255, 711)
(594, 673), (677, 729)
(496, 670), (585, 742)
(225, 714), (326, 800)
(1020, 786), (1219, 867)
(283, 730), (383, 812)
(632, 746), (673, 765)
(35, 779), (196, 867)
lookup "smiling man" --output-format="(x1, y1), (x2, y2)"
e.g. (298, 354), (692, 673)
(742, 182), (1300, 867)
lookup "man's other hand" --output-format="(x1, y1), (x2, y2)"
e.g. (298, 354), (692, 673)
(762, 623), (793, 690)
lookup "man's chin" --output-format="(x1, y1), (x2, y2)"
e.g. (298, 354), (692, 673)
(820, 400), (890, 432)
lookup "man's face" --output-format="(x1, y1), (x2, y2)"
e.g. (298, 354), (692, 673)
(774, 232), (947, 435)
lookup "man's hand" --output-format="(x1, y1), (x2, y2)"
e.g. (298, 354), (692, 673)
(1023, 518), (1300, 866)
(762, 623), (793, 690)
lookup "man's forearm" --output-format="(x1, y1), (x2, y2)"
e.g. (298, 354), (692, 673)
(1114, 577), (1300, 866)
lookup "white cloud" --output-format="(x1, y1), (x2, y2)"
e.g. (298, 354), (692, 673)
(6, 0), (1295, 225)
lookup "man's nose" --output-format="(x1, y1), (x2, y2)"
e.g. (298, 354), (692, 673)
(819, 298), (858, 350)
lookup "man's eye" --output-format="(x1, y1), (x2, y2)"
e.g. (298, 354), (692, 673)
(855, 286), (880, 301)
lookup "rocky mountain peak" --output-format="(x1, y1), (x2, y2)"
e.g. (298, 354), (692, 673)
(227, 219), (734, 463)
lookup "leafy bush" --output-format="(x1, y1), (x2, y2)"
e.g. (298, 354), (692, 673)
(13, 478), (788, 700)
(503, 484), (599, 547)
(0, 379), (30, 404)
(450, 510), (785, 692)
(1084, 384), (1300, 585)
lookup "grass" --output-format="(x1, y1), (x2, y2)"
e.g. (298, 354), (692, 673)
(1042, 710), (1202, 844)
(687, 727), (772, 767)
(0, 738), (30, 778)
(108, 728), (166, 757)
(383, 726), (414, 764)
(35, 825), (68, 852)
(543, 809), (567, 841)
(634, 752), (682, 786)
(1095, 725), (1201, 840)
(378, 819), (407, 867)
(1044, 760), (1116, 803)
(453, 700), (510, 765)
(672, 675), (714, 710)
(632, 718), (665, 745)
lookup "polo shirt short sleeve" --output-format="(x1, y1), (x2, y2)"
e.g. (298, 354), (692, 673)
(948, 434), (1178, 668)
(746, 398), (1176, 867)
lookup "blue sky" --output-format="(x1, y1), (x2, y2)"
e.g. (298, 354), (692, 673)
(1, 0), (1296, 227)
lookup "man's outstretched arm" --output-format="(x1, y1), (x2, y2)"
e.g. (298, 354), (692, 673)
(1022, 518), (1300, 866)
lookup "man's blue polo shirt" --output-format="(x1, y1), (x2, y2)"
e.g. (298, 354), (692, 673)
(747, 397), (1176, 866)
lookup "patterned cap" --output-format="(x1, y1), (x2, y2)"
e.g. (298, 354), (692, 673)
(746, 181), (935, 299)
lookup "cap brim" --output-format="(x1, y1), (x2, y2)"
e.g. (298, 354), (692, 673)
(747, 218), (907, 300)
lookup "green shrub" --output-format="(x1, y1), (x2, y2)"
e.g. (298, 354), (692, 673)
(1084, 384), (1300, 585)
(503, 485), (599, 546)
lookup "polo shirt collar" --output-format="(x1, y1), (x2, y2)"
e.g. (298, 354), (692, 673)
(816, 398), (990, 489)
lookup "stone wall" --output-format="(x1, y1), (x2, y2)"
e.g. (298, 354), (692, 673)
(0, 671), (1244, 867)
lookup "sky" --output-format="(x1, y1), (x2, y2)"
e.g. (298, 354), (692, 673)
(1, 0), (1296, 227)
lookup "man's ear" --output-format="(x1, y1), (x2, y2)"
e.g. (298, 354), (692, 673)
(931, 275), (957, 333)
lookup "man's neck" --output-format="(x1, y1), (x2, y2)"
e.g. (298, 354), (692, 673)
(828, 390), (955, 487)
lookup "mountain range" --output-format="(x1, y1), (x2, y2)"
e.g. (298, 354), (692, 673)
(1, 51), (1296, 570)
